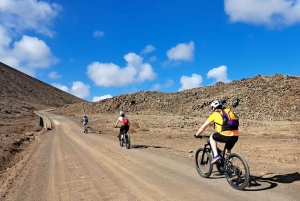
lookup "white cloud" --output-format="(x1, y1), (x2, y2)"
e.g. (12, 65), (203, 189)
(87, 52), (157, 87)
(225, 0), (300, 27)
(167, 41), (194, 61)
(179, 74), (203, 91)
(52, 83), (69, 92)
(152, 79), (174, 91)
(48, 71), (61, 79)
(71, 81), (90, 99)
(141, 45), (156, 54)
(207, 65), (231, 83)
(52, 81), (90, 99)
(12, 35), (57, 67)
(152, 84), (162, 91)
(1, 35), (57, 76)
(0, 0), (62, 37)
(0, 26), (11, 47)
(93, 30), (105, 38)
(148, 56), (157, 62)
(0, 0), (61, 76)
(92, 94), (112, 102)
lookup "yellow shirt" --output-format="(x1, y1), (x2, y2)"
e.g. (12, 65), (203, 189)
(207, 109), (239, 137)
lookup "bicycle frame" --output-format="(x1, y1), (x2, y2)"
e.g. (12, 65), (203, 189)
(198, 136), (229, 174)
(195, 135), (250, 190)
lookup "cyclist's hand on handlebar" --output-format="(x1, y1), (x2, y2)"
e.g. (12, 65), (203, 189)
(194, 134), (200, 138)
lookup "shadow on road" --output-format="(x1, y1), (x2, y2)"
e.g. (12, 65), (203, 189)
(131, 145), (163, 149)
(245, 172), (300, 191)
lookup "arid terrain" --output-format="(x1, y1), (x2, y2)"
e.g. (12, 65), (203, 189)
(0, 62), (299, 200)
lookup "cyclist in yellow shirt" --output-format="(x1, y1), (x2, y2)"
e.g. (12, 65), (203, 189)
(194, 100), (239, 164)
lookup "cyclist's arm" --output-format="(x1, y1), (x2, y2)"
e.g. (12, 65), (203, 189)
(195, 120), (211, 137)
(115, 119), (120, 127)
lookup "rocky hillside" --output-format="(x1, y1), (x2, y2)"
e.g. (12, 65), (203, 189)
(0, 62), (87, 123)
(56, 74), (300, 121)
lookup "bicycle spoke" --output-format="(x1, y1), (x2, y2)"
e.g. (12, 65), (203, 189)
(225, 153), (250, 190)
(195, 148), (213, 178)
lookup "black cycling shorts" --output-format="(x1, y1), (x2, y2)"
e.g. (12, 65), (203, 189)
(119, 125), (129, 134)
(212, 132), (238, 150)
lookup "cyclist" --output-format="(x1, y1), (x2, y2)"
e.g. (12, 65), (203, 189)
(81, 114), (89, 132)
(194, 100), (239, 164)
(115, 111), (130, 141)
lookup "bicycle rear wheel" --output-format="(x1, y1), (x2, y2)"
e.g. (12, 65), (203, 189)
(195, 148), (213, 178)
(125, 134), (130, 149)
(224, 153), (250, 190)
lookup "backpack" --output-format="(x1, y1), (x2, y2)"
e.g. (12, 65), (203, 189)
(121, 116), (129, 126)
(216, 109), (239, 131)
(84, 117), (88, 123)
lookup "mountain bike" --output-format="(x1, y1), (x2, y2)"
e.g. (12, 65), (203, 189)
(194, 135), (250, 190)
(115, 126), (130, 149)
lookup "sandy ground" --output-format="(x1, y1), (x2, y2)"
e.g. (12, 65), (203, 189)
(0, 112), (299, 201)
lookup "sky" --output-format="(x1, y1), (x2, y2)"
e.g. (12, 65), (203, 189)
(1, 0), (300, 102)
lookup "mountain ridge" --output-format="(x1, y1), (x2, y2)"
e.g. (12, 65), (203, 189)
(55, 73), (300, 121)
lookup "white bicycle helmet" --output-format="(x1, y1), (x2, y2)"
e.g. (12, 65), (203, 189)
(83, 114), (86, 117)
(211, 100), (222, 108)
(120, 111), (125, 116)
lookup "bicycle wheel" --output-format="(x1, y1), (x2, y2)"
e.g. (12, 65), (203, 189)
(119, 134), (124, 147)
(195, 148), (213, 178)
(125, 134), (130, 149)
(224, 153), (250, 190)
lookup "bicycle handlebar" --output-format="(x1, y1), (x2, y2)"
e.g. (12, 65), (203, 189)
(194, 135), (210, 139)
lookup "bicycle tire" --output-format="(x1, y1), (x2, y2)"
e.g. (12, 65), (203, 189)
(120, 135), (124, 147)
(195, 148), (213, 178)
(125, 135), (130, 149)
(224, 153), (250, 190)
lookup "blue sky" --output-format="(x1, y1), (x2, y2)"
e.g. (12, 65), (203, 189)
(1, 0), (300, 102)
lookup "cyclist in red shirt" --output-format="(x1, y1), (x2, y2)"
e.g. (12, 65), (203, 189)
(115, 111), (130, 141)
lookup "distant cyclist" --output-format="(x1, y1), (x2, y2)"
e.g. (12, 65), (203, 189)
(115, 111), (130, 141)
(194, 100), (239, 164)
(81, 114), (89, 132)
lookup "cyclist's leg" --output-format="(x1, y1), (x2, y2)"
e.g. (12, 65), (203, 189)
(210, 133), (219, 158)
(119, 126), (125, 141)
(124, 125), (129, 139)
(225, 136), (238, 154)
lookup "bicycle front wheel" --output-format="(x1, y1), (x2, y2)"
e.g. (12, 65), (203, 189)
(224, 153), (250, 190)
(119, 135), (124, 147)
(195, 148), (213, 178)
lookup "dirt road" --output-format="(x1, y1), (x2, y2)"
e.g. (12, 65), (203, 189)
(1, 112), (298, 201)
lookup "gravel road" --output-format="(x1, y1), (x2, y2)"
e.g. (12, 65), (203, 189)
(1, 112), (298, 201)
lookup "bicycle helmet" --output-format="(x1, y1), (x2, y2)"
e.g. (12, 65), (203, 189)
(211, 100), (222, 109)
(120, 111), (125, 116)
